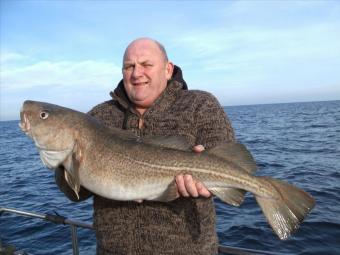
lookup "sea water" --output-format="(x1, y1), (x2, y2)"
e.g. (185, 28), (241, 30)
(1, 100), (339, 254)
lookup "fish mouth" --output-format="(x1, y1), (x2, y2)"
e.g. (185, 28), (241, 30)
(19, 109), (31, 134)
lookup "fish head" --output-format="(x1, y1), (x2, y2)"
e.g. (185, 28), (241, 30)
(19, 100), (77, 168)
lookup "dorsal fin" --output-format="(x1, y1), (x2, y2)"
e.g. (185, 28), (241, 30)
(109, 127), (141, 142)
(207, 143), (257, 174)
(142, 135), (192, 151)
(109, 128), (191, 151)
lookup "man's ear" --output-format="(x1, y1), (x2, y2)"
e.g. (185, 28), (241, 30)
(165, 61), (174, 80)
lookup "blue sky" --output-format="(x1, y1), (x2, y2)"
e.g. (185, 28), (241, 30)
(1, 0), (339, 120)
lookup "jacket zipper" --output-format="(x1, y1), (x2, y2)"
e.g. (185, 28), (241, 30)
(138, 117), (144, 129)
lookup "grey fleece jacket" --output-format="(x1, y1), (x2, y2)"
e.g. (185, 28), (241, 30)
(55, 76), (235, 254)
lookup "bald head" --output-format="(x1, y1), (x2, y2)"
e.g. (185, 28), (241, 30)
(123, 38), (169, 64)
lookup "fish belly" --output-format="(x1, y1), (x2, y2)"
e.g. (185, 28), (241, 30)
(80, 171), (174, 201)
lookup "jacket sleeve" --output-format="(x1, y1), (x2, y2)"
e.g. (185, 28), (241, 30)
(55, 166), (92, 202)
(194, 92), (235, 149)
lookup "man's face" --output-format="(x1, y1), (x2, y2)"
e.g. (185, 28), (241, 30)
(122, 40), (173, 112)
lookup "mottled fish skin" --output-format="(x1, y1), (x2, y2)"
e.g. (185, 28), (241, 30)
(19, 100), (315, 240)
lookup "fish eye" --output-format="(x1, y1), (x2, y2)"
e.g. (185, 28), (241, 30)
(40, 111), (49, 120)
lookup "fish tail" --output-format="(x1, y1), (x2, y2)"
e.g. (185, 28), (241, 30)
(255, 176), (315, 240)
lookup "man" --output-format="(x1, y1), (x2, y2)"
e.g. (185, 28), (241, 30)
(55, 38), (235, 254)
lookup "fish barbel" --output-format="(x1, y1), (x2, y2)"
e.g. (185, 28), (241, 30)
(19, 100), (315, 240)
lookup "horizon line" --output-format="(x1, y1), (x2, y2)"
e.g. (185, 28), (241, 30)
(1, 99), (339, 122)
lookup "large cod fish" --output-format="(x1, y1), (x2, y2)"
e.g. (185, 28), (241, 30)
(19, 100), (315, 240)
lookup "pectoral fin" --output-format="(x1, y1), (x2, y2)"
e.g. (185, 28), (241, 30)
(210, 187), (246, 206)
(64, 170), (80, 200)
(153, 180), (179, 202)
(62, 142), (82, 200)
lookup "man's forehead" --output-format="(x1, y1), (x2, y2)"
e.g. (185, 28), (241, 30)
(124, 49), (154, 61)
(124, 40), (163, 62)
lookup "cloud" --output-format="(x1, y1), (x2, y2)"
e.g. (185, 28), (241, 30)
(170, 14), (340, 107)
(0, 53), (122, 120)
(1, 51), (28, 62)
(2, 58), (121, 91)
(171, 16), (340, 98)
(170, 0), (340, 77)
(175, 19), (340, 69)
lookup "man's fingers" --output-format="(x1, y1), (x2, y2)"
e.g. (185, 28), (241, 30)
(176, 174), (211, 198)
(176, 175), (189, 197)
(184, 175), (199, 197)
(193, 145), (205, 153)
(196, 182), (212, 198)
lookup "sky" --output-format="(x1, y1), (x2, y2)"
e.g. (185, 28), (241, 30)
(1, 0), (340, 121)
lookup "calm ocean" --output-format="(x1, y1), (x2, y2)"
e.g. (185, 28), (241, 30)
(1, 100), (339, 254)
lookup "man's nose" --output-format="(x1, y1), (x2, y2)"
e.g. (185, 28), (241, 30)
(132, 65), (144, 78)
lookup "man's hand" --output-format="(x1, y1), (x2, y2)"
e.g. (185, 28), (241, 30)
(135, 145), (211, 203)
(175, 145), (212, 198)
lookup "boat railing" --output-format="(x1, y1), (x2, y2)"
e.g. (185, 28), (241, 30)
(0, 207), (92, 255)
(0, 206), (287, 255)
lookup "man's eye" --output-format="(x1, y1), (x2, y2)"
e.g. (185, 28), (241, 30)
(123, 65), (133, 70)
